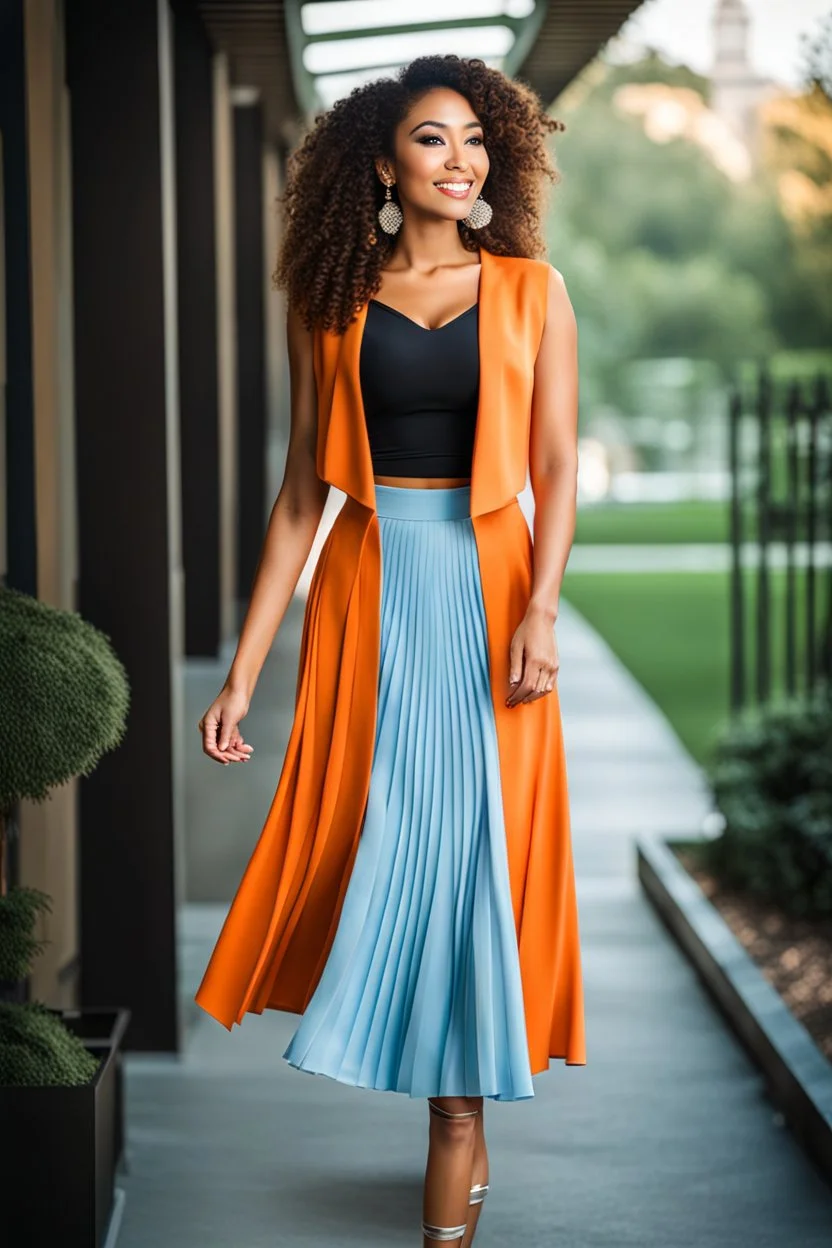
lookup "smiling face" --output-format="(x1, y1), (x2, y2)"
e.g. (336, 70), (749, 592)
(376, 86), (490, 223)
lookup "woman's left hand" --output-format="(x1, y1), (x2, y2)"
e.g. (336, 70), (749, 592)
(505, 604), (559, 707)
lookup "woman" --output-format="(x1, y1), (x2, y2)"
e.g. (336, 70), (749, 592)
(196, 53), (584, 1246)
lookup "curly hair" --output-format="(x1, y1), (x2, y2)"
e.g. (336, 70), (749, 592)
(272, 54), (565, 335)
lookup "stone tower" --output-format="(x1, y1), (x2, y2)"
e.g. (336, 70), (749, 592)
(710, 0), (773, 151)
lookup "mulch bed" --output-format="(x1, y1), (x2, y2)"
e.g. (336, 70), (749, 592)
(673, 847), (832, 1064)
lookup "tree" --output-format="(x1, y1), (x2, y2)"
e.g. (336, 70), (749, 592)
(547, 50), (832, 415)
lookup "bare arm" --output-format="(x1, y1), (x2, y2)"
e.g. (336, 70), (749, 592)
(506, 265), (579, 708)
(198, 301), (330, 762)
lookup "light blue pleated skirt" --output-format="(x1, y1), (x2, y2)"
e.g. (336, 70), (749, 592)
(281, 483), (534, 1101)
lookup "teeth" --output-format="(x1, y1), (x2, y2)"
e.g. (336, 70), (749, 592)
(436, 182), (471, 190)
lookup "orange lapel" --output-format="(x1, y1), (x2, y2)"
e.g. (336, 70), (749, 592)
(469, 246), (500, 518)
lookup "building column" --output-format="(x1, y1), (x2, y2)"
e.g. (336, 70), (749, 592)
(213, 53), (238, 637)
(233, 93), (267, 597)
(65, 0), (183, 1051)
(174, 3), (221, 657)
(21, 0), (80, 1007)
(0, 0), (37, 599)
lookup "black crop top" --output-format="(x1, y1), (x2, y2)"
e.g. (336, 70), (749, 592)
(358, 298), (479, 478)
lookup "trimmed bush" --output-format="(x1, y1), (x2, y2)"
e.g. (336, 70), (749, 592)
(701, 697), (832, 916)
(0, 1001), (100, 1086)
(0, 886), (52, 983)
(0, 585), (130, 1085)
(0, 584), (129, 811)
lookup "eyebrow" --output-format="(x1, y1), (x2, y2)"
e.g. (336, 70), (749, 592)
(408, 119), (484, 135)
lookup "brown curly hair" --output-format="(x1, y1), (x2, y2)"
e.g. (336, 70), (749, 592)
(272, 54), (565, 335)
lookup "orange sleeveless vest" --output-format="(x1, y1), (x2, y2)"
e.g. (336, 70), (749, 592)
(195, 248), (586, 1071)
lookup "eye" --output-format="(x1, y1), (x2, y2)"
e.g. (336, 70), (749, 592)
(417, 134), (484, 145)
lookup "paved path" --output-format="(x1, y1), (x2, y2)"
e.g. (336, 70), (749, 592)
(565, 542), (832, 573)
(115, 580), (832, 1246)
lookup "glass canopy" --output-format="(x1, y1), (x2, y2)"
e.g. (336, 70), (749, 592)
(297, 0), (539, 108)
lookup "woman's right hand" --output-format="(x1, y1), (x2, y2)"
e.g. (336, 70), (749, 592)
(198, 687), (255, 765)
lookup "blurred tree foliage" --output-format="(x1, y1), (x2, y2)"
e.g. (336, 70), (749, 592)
(548, 50), (832, 417)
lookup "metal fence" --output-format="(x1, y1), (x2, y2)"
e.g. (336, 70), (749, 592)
(729, 370), (832, 714)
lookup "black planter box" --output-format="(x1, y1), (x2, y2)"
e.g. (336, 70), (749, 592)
(0, 1004), (130, 1247)
(56, 1006), (130, 1170)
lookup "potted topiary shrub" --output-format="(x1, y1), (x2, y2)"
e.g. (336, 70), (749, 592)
(0, 583), (131, 1247)
(0, 882), (52, 1002)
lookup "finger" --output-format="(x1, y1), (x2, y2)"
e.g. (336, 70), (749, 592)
(528, 665), (559, 702)
(204, 722), (240, 762)
(201, 711), (220, 751)
(226, 742), (254, 760)
(228, 730), (254, 755)
(220, 742), (248, 759)
(218, 732), (250, 759)
(508, 637), (524, 689)
(506, 650), (528, 705)
(206, 743), (248, 764)
(218, 714), (238, 753)
(506, 672), (539, 708)
(203, 743), (230, 764)
(514, 659), (544, 702)
(507, 684), (529, 707)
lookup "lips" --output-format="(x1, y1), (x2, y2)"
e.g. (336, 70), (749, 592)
(434, 181), (473, 199)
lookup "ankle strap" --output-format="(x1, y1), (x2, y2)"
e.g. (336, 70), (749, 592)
(428, 1098), (480, 1120)
(422, 1220), (468, 1241)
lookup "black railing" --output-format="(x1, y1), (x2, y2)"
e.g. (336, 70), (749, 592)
(729, 369), (832, 714)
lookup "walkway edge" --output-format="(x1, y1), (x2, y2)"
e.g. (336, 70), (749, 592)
(637, 833), (832, 1187)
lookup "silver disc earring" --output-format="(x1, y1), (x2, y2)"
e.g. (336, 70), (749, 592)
(378, 181), (403, 234)
(462, 194), (492, 230)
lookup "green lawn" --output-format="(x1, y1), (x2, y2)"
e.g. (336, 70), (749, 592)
(561, 567), (818, 767)
(573, 499), (741, 545)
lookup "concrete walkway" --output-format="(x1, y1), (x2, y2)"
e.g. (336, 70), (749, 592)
(115, 586), (832, 1246)
(566, 541), (832, 573)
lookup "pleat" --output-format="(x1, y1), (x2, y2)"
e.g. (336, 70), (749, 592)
(282, 490), (535, 1101)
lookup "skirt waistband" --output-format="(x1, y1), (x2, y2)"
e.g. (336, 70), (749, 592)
(374, 482), (471, 521)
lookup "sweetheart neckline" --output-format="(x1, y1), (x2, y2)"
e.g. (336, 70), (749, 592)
(368, 299), (478, 333)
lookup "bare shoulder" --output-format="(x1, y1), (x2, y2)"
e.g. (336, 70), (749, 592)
(542, 262), (569, 297)
(542, 263), (576, 329)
